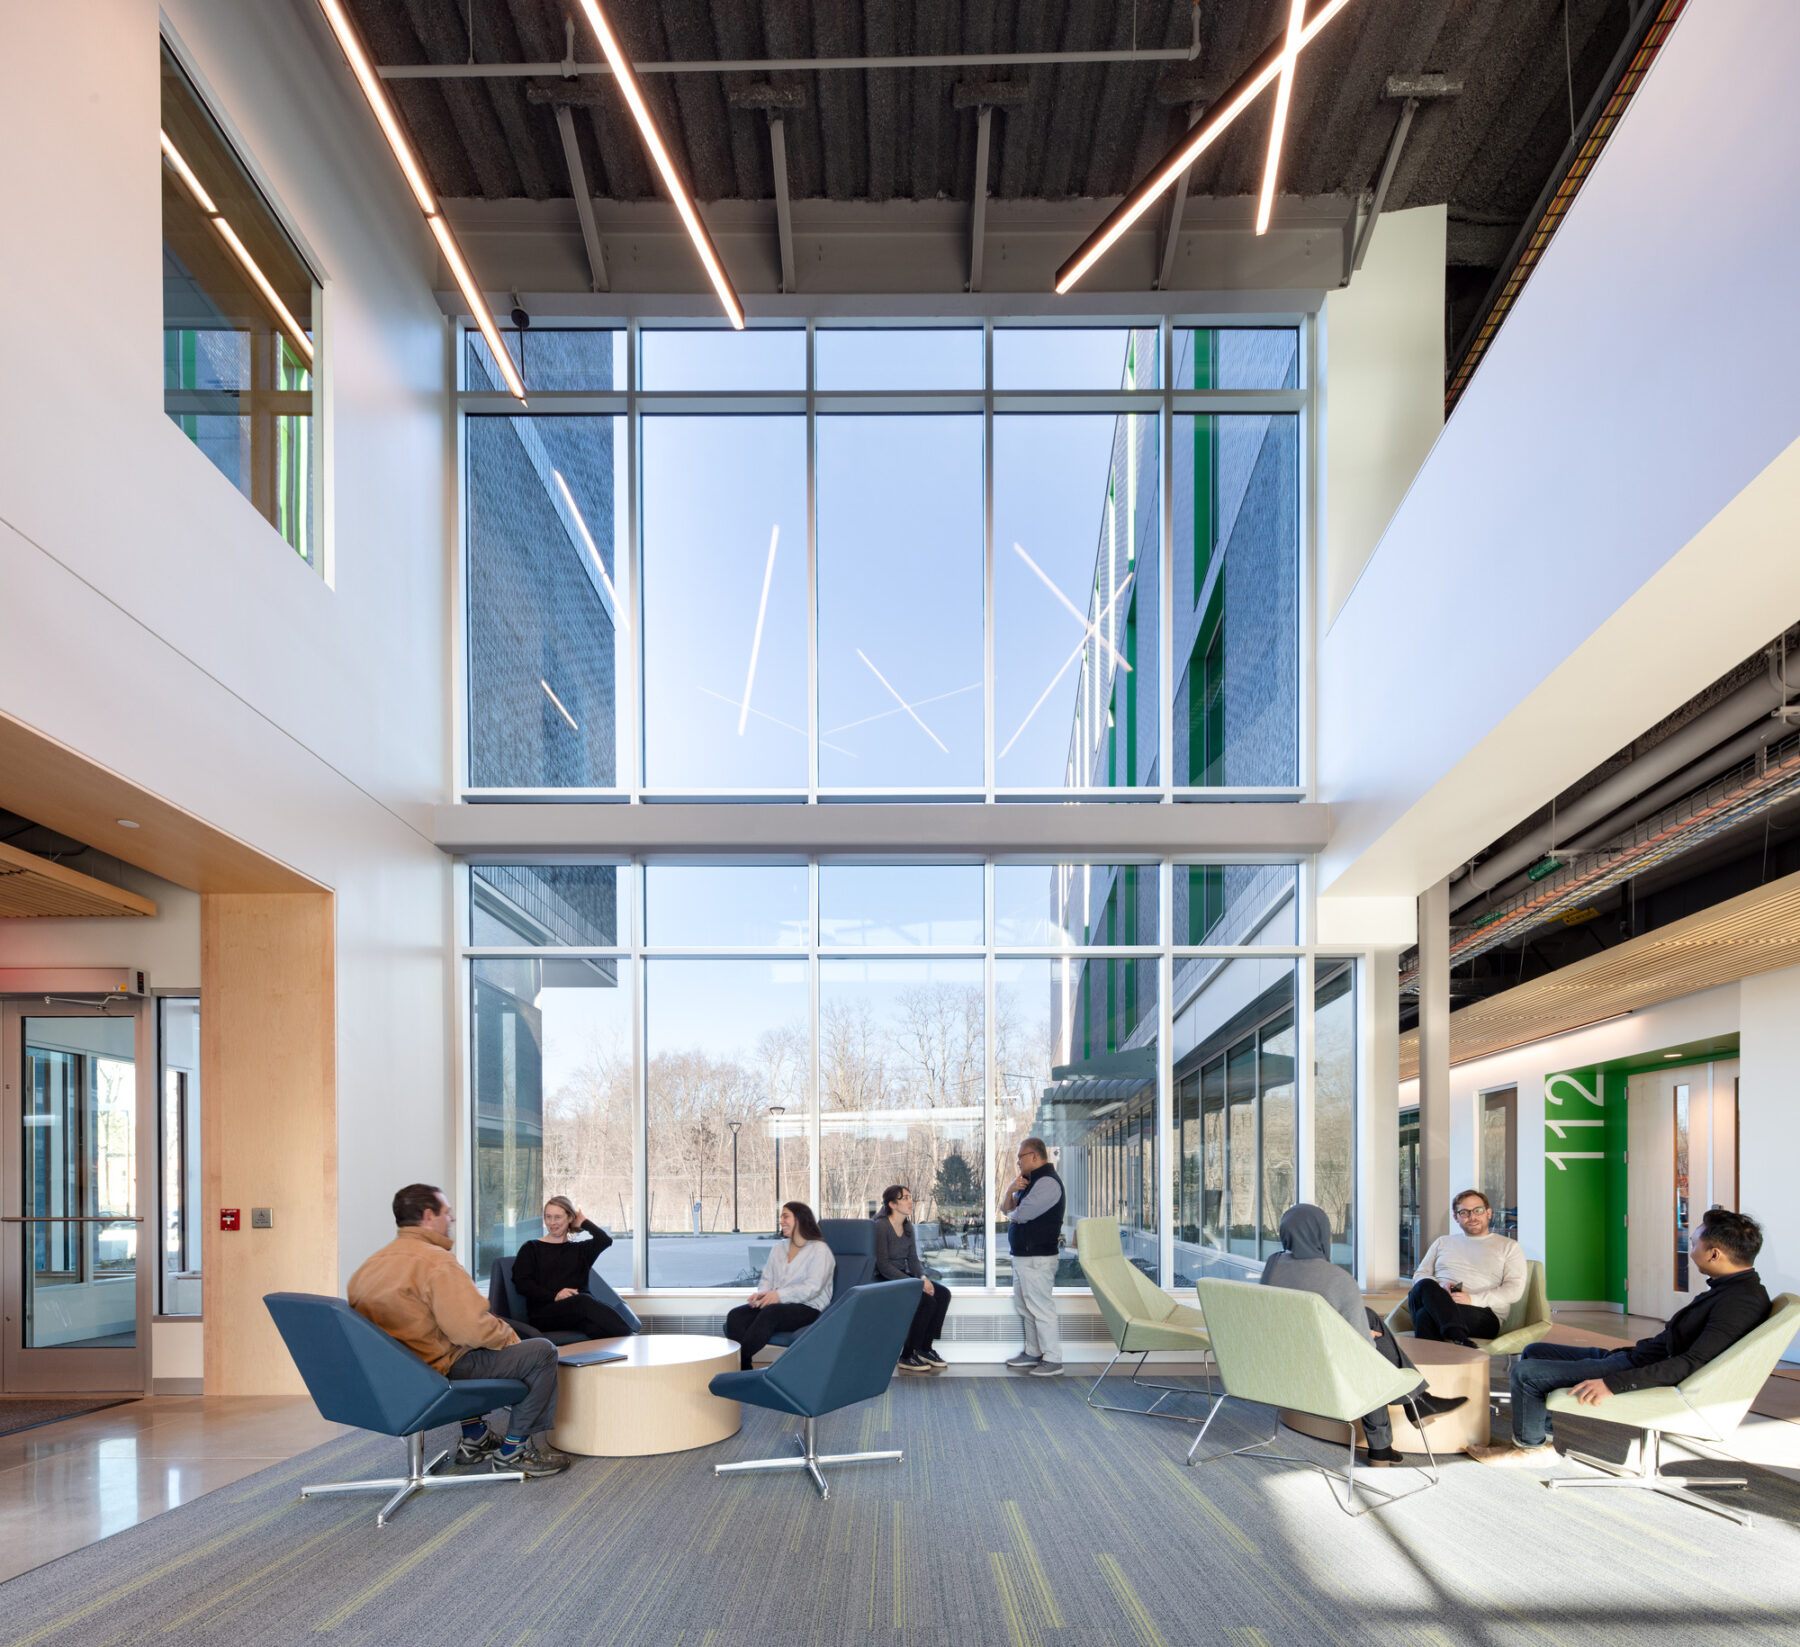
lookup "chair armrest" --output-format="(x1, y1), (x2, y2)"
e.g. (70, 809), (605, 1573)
(1545, 1384), (1695, 1432)
(1385, 1303), (1414, 1335)
(1479, 1321), (1553, 1357)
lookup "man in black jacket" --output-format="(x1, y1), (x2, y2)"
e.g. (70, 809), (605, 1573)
(1472, 1207), (1769, 1465)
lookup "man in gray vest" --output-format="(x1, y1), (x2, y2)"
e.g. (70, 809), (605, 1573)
(1003, 1137), (1067, 1377)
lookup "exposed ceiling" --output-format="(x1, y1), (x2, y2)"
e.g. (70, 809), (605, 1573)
(345, 0), (1641, 335)
(1399, 866), (1800, 1080)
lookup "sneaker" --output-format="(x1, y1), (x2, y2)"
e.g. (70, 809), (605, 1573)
(454, 1427), (502, 1467)
(1028, 1360), (1064, 1378)
(1358, 1445), (1404, 1468)
(1406, 1392), (1469, 1423)
(897, 1352), (931, 1373)
(1468, 1441), (1557, 1468)
(1005, 1351), (1043, 1370)
(494, 1439), (573, 1478)
(918, 1347), (948, 1369)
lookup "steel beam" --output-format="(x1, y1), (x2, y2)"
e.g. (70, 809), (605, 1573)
(1156, 104), (1204, 291)
(770, 115), (797, 294)
(553, 106), (610, 293)
(967, 107), (993, 293)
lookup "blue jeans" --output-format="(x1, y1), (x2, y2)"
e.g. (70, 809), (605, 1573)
(1510, 1344), (1637, 1446)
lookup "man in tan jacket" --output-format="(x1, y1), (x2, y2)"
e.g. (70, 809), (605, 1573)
(348, 1183), (569, 1476)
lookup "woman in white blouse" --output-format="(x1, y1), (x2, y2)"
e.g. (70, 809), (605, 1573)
(724, 1201), (836, 1370)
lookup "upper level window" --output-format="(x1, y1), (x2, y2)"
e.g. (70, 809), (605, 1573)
(160, 42), (318, 567)
(459, 321), (1303, 797)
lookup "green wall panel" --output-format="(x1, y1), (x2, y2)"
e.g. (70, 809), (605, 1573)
(1543, 1065), (1627, 1304)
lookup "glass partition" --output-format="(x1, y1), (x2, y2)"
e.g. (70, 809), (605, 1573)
(158, 999), (201, 1316)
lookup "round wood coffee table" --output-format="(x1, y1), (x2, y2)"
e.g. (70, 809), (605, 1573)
(550, 1334), (742, 1457)
(1279, 1336), (1492, 1455)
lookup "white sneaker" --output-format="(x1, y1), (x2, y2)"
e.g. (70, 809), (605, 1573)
(1028, 1360), (1064, 1378)
(1005, 1350), (1042, 1370)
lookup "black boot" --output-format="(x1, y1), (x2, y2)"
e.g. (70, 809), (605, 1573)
(1406, 1391), (1469, 1423)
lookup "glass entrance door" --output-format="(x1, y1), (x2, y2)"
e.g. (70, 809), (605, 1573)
(1, 1003), (152, 1393)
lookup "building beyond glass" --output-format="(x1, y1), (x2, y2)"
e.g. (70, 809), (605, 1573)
(458, 322), (1350, 1293)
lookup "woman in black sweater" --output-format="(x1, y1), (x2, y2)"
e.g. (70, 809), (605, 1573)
(512, 1196), (633, 1340)
(875, 1185), (951, 1372)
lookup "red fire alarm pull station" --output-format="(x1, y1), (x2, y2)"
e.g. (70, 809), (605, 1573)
(221, 1208), (241, 1231)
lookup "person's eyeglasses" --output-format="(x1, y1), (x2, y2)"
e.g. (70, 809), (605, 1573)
(1454, 1206), (1486, 1219)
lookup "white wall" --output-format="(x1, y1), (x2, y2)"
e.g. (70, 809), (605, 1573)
(1320, 204), (1445, 627)
(1738, 966), (1800, 1361)
(1318, 1), (1800, 901)
(0, 0), (456, 1285)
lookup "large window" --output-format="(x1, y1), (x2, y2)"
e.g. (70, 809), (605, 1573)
(469, 860), (1340, 1294)
(160, 42), (317, 566)
(461, 323), (1303, 797)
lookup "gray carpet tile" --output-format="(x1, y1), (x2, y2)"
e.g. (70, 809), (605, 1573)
(2, 1375), (1799, 1646)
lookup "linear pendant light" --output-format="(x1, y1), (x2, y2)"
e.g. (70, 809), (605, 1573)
(161, 130), (314, 366)
(313, 0), (526, 398)
(1256, 0), (1311, 236)
(1054, 0), (1356, 293)
(572, 0), (745, 329)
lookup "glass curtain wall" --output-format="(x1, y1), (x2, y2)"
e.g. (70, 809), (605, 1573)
(461, 323), (1302, 799)
(469, 861), (1340, 1292)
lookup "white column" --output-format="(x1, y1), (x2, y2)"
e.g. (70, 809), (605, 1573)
(1360, 947), (1401, 1288)
(1417, 875), (1452, 1254)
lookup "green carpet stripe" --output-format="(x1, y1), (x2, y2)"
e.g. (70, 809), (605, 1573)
(990, 1553), (1037, 1647)
(313, 1502), (490, 1631)
(1096, 1554), (1169, 1647)
(1001, 1499), (1064, 1629)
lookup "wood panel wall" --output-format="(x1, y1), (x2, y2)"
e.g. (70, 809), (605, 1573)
(201, 892), (337, 1396)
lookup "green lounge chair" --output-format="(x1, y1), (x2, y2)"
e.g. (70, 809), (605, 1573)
(1190, 1277), (1440, 1516)
(1387, 1259), (1552, 1408)
(1542, 1292), (1799, 1527)
(1075, 1217), (1214, 1422)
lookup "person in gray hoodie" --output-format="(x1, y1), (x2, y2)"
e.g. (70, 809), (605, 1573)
(1260, 1203), (1466, 1465)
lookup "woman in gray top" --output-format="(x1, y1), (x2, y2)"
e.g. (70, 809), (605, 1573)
(1261, 1203), (1464, 1464)
(875, 1185), (951, 1372)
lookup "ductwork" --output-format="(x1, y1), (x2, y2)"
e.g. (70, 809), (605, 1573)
(1449, 671), (1792, 914)
(1454, 715), (1786, 921)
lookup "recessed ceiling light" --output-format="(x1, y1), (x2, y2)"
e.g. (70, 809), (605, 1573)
(116, 819), (140, 829)
(1663, 1051), (1680, 1059)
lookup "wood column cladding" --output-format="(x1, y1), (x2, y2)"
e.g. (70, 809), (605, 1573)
(201, 893), (337, 1395)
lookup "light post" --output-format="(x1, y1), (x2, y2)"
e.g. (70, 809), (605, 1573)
(727, 1119), (742, 1233)
(767, 1105), (786, 1227)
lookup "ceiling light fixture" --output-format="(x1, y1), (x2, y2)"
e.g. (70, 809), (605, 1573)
(856, 649), (948, 753)
(160, 130), (314, 365)
(1256, 0), (1310, 237)
(1054, 0), (1357, 293)
(312, 0), (525, 399)
(539, 678), (580, 731)
(571, 0), (744, 329)
(116, 820), (140, 829)
(1013, 543), (1132, 672)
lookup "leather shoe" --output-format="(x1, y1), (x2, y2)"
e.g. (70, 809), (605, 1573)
(1406, 1391), (1469, 1423)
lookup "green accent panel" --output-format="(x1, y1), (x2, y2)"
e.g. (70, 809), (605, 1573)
(1543, 1064), (1627, 1304)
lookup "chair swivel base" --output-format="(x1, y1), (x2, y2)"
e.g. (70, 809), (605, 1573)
(1545, 1430), (1753, 1527)
(1185, 1394), (1440, 1518)
(714, 1416), (902, 1501)
(299, 1430), (525, 1527)
(1085, 1350), (1218, 1424)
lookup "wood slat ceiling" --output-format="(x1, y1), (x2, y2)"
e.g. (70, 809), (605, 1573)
(1400, 868), (1800, 1080)
(0, 840), (157, 919)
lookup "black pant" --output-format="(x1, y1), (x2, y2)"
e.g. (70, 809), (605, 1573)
(528, 1296), (634, 1341)
(724, 1302), (821, 1370)
(1407, 1278), (1499, 1346)
(1361, 1309), (1425, 1451)
(905, 1280), (952, 1355)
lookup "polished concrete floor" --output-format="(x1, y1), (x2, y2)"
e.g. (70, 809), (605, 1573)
(0, 1395), (347, 1585)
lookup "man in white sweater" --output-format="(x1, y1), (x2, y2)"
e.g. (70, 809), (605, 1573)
(1406, 1188), (1526, 1346)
